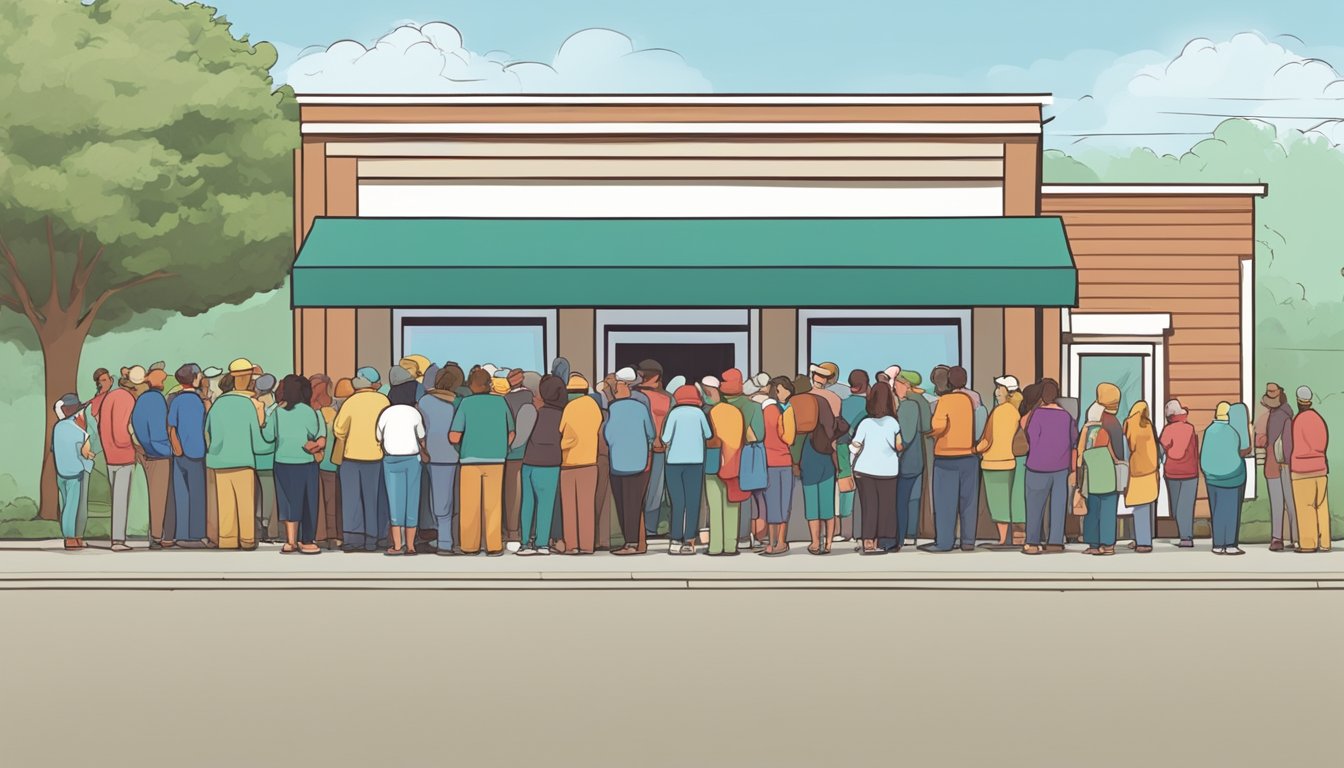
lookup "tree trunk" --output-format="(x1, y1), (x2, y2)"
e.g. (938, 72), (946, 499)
(36, 322), (88, 521)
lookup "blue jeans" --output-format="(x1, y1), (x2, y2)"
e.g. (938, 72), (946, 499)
(1166, 477), (1197, 541)
(340, 459), (389, 550)
(666, 463), (705, 542)
(58, 474), (83, 538)
(1084, 492), (1119, 547)
(426, 463), (458, 551)
(1025, 468), (1070, 546)
(275, 462), (320, 542)
(754, 466), (794, 525)
(383, 455), (423, 528)
(1208, 482), (1245, 548)
(520, 465), (560, 548)
(643, 452), (667, 536)
(171, 456), (206, 542)
(1131, 502), (1156, 547)
(933, 456), (980, 550)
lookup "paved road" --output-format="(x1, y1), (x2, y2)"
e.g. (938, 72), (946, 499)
(1, 588), (1339, 767)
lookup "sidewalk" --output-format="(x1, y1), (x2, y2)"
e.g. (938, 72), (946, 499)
(2, 539), (1341, 590)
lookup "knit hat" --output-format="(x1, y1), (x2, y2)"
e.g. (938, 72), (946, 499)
(507, 369), (525, 388)
(673, 385), (702, 407)
(1097, 383), (1121, 413)
(387, 366), (414, 387)
(1214, 401), (1231, 421)
(566, 373), (589, 393)
(720, 369), (745, 396)
(356, 366), (381, 385)
(1164, 399), (1188, 418)
(1297, 385), (1314, 404)
(551, 357), (571, 381)
(615, 367), (638, 383)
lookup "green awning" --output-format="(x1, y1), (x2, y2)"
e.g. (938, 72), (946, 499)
(291, 217), (1076, 308)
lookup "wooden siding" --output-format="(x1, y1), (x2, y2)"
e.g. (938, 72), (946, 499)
(1049, 191), (1257, 518)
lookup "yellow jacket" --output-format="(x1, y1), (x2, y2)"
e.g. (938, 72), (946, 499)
(559, 395), (602, 467)
(332, 390), (390, 462)
(930, 392), (976, 457)
(976, 401), (1021, 470)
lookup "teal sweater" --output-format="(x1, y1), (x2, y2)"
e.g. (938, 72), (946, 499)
(1200, 421), (1247, 488)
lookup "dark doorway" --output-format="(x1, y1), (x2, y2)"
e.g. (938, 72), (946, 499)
(613, 343), (736, 384)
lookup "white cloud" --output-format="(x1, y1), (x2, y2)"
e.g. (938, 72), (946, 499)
(284, 23), (710, 93)
(1036, 33), (1344, 152)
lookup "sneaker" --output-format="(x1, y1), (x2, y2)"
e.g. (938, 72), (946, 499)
(1212, 548), (1227, 555)
(1226, 546), (1246, 556)
(1176, 539), (1194, 548)
(110, 542), (132, 552)
(680, 543), (696, 556)
(535, 547), (550, 556)
(668, 542), (679, 555)
(506, 541), (522, 553)
(516, 547), (536, 557)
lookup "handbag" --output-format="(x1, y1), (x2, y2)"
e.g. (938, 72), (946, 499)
(1012, 411), (1031, 457)
(837, 475), (856, 494)
(1080, 427), (1118, 495)
(1113, 462), (1130, 494)
(738, 404), (770, 492)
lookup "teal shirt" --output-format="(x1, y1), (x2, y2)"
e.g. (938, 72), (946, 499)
(726, 396), (765, 444)
(263, 403), (325, 465)
(204, 392), (271, 470)
(449, 394), (516, 464)
(317, 406), (339, 472)
(254, 403), (277, 471)
(1200, 420), (1248, 488)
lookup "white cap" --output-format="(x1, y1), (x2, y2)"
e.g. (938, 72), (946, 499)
(1297, 386), (1314, 402)
(126, 365), (147, 385)
(993, 375), (1020, 391)
(700, 375), (721, 389)
(481, 364), (498, 376)
(615, 367), (638, 383)
(1164, 399), (1187, 417)
(743, 372), (770, 395)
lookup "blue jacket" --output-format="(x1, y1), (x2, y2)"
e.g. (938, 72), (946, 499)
(130, 389), (172, 459)
(1200, 420), (1247, 488)
(604, 398), (654, 476)
(52, 418), (94, 478)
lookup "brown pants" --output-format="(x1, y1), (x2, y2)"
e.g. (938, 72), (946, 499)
(503, 459), (523, 542)
(317, 470), (341, 544)
(206, 468), (219, 546)
(595, 453), (612, 550)
(142, 457), (175, 542)
(561, 465), (599, 554)
(460, 464), (504, 554)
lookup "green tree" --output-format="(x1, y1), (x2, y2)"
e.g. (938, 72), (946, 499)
(0, 0), (296, 520)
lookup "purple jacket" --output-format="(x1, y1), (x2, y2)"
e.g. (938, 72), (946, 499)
(1025, 406), (1078, 473)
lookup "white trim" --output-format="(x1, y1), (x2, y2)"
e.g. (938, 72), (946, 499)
(594, 309), (753, 382)
(795, 308), (974, 381)
(1069, 313), (1172, 337)
(391, 309), (558, 370)
(1242, 259), (1256, 500)
(1042, 184), (1267, 197)
(303, 121), (1044, 136)
(296, 94), (1054, 106)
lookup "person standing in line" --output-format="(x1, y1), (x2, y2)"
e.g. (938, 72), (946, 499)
(203, 359), (271, 551)
(1291, 386), (1331, 553)
(333, 372), (391, 553)
(168, 364), (209, 548)
(721, 370), (765, 548)
(605, 374), (655, 556)
(1158, 399), (1199, 548)
(922, 366), (980, 553)
(419, 366), (462, 556)
(1077, 401), (1122, 557)
(96, 366), (140, 551)
(702, 376), (745, 556)
(835, 369), (870, 543)
(661, 385), (713, 555)
(52, 394), (94, 550)
(851, 385), (903, 555)
(558, 374), (602, 555)
(250, 373), (280, 544)
(449, 368), (515, 556)
(517, 375), (567, 556)
(1256, 383), (1298, 551)
(502, 368), (534, 546)
(1201, 401), (1251, 555)
(800, 394), (844, 555)
(378, 371), (427, 556)
(199, 366), (224, 547)
(592, 374), (615, 551)
(265, 375), (325, 555)
(635, 360), (673, 541)
(808, 362), (844, 417)
(307, 374), (341, 549)
(894, 371), (932, 546)
(132, 365), (177, 548)
(758, 376), (797, 556)
(976, 375), (1025, 547)
(1021, 379), (1077, 555)
(1124, 401), (1160, 553)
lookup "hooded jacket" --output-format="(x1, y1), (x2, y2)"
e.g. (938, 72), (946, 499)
(523, 377), (567, 468)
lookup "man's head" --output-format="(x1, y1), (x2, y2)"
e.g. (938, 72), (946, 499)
(1264, 382), (1286, 408)
(55, 393), (84, 420)
(508, 369), (526, 391)
(145, 368), (168, 392)
(175, 364), (202, 391)
(848, 369), (869, 396)
(947, 366), (969, 392)
(893, 375), (910, 399)
(467, 368), (491, 395)
(809, 362), (839, 388)
(637, 359), (663, 388)
(700, 375), (721, 404)
(1297, 385), (1315, 412)
(1039, 378), (1060, 405)
(769, 375), (796, 404)
(993, 375), (1020, 405)
(567, 373), (590, 394)
(1164, 398), (1188, 421)
(930, 365), (951, 396)
(227, 357), (259, 393)
(720, 369), (745, 397)
(93, 368), (113, 394)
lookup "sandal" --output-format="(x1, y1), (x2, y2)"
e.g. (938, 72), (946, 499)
(807, 545), (822, 555)
(384, 548), (404, 556)
(1021, 544), (1044, 555)
(279, 544), (298, 554)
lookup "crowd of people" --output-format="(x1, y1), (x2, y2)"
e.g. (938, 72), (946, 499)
(48, 353), (1332, 557)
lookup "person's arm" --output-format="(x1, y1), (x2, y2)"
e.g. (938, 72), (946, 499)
(700, 411), (713, 444)
(849, 422), (865, 463)
(505, 402), (516, 449)
(167, 400), (184, 457)
(975, 407), (995, 454)
(660, 411), (675, 446)
(929, 399), (950, 440)
(110, 395), (135, 450)
(333, 404), (351, 441)
(512, 404), (536, 450)
(448, 402), (465, 446)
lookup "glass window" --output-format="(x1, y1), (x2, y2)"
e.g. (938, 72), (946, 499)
(807, 319), (962, 383)
(401, 318), (546, 372)
(1078, 354), (1145, 418)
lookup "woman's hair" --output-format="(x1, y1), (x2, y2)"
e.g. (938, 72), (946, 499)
(811, 399), (839, 455)
(219, 374), (235, 393)
(434, 364), (465, 393)
(1020, 381), (1043, 413)
(866, 385), (896, 419)
(947, 366), (969, 391)
(277, 374), (311, 411)
(769, 376), (796, 399)
(1039, 378), (1060, 405)
(538, 374), (568, 409)
(467, 367), (491, 394)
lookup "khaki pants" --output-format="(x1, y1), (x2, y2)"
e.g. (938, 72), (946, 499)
(595, 453), (612, 550)
(503, 459), (523, 541)
(142, 457), (174, 542)
(1293, 475), (1331, 552)
(460, 464), (504, 554)
(215, 467), (257, 549)
(561, 465), (599, 554)
(317, 470), (341, 545)
(206, 469), (219, 545)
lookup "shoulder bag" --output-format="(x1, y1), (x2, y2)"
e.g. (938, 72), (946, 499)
(738, 404), (769, 492)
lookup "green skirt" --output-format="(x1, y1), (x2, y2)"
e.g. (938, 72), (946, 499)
(983, 457), (1027, 524)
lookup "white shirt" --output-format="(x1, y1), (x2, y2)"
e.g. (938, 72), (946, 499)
(375, 404), (426, 457)
(850, 416), (902, 478)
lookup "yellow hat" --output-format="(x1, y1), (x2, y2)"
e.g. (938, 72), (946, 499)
(490, 376), (511, 395)
(228, 358), (256, 375)
(1214, 402), (1231, 421)
(1097, 383), (1121, 412)
(566, 373), (589, 392)
(400, 355), (432, 380)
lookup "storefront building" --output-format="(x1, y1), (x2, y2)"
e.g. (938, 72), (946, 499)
(290, 94), (1264, 527)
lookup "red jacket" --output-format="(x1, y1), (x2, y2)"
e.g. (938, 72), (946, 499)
(97, 387), (137, 466)
(1159, 417), (1199, 480)
(1291, 409), (1329, 477)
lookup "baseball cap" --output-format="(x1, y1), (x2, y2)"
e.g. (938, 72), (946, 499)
(994, 375), (1020, 391)
(809, 362), (839, 379)
(700, 375), (721, 389)
(200, 365), (223, 378)
(615, 367), (638, 383)
(636, 359), (663, 377)
(355, 366), (381, 384)
(1297, 386), (1314, 403)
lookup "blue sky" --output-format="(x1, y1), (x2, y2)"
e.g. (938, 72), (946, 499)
(201, 0), (1344, 151)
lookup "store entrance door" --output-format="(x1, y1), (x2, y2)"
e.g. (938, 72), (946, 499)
(611, 342), (737, 385)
